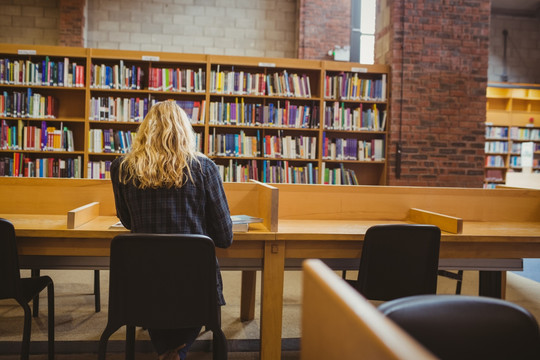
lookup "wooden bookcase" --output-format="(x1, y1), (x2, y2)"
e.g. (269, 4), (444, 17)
(485, 83), (540, 188)
(0, 44), (390, 185)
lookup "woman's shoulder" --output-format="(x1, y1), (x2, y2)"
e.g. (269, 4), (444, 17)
(193, 154), (219, 175)
(111, 156), (124, 170)
(194, 154), (213, 167)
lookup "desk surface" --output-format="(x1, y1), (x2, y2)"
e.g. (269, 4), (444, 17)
(278, 219), (540, 239)
(8, 214), (540, 257)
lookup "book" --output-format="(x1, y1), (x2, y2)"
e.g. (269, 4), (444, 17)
(231, 215), (263, 232)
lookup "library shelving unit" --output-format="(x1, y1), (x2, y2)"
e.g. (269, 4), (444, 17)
(0, 45), (88, 178)
(321, 61), (388, 185)
(0, 44), (390, 185)
(485, 82), (540, 188)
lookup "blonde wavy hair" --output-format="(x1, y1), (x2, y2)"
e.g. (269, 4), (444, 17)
(118, 100), (201, 189)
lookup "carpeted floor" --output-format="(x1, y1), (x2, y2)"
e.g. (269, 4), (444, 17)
(1, 269), (540, 359)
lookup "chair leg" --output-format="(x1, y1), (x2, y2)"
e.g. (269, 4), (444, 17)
(17, 300), (32, 360)
(438, 269), (464, 295)
(98, 325), (120, 360)
(126, 325), (136, 360)
(31, 269), (40, 318)
(47, 282), (55, 360)
(94, 270), (101, 313)
(455, 270), (464, 295)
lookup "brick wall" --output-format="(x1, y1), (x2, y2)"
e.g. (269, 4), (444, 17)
(59, 0), (85, 47)
(0, 0), (60, 45)
(376, 0), (490, 187)
(86, 0), (297, 58)
(489, 14), (540, 84)
(298, 0), (350, 60)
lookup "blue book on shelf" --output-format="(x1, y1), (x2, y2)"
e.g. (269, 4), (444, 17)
(41, 60), (46, 85)
(26, 88), (32, 117)
(131, 65), (136, 89)
(58, 62), (64, 86)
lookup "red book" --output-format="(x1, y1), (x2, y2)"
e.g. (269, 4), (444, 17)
(13, 152), (20, 176)
(265, 135), (271, 157)
(24, 157), (30, 177)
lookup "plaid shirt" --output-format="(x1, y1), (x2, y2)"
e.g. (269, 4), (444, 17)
(110, 155), (233, 305)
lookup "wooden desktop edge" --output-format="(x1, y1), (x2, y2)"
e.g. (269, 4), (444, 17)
(67, 202), (100, 229)
(302, 259), (436, 360)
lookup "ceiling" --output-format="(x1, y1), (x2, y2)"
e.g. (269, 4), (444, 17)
(491, 0), (540, 17)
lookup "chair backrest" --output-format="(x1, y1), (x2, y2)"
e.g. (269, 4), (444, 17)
(107, 233), (219, 330)
(379, 295), (540, 360)
(0, 218), (21, 300)
(356, 224), (440, 301)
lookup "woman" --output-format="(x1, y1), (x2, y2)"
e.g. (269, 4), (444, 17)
(110, 100), (233, 360)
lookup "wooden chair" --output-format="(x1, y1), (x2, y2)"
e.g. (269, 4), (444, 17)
(0, 218), (55, 360)
(379, 294), (540, 360)
(348, 224), (441, 301)
(98, 233), (227, 360)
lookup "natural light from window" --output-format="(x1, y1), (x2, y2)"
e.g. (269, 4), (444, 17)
(360, 0), (376, 64)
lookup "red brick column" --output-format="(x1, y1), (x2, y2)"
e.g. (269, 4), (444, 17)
(376, 0), (489, 187)
(59, 0), (85, 47)
(298, 0), (350, 60)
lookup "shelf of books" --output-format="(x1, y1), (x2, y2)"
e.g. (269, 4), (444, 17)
(0, 44), (390, 185)
(0, 44), (87, 178)
(485, 83), (540, 188)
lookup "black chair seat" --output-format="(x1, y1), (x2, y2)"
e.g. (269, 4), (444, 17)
(19, 276), (54, 303)
(0, 218), (55, 360)
(379, 294), (540, 360)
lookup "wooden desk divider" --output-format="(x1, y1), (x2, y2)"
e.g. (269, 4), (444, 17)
(223, 181), (278, 232)
(67, 202), (100, 229)
(302, 259), (436, 360)
(408, 208), (463, 234)
(251, 180), (279, 232)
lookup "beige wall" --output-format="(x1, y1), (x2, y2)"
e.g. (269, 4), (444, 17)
(0, 0), (60, 45)
(86, 0), (298, 57)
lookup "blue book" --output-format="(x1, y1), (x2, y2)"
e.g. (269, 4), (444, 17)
(58, 62), (64, 86)
(131, 65), (136, 89)
(26, 88), (32, 118)
(41, 60), (46, 85)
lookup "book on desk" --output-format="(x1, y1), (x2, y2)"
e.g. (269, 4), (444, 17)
(231, 215), (263, 232)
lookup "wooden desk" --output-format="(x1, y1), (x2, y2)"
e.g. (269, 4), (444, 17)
(3, 180), (540, 360)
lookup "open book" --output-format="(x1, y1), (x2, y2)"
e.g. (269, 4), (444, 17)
(231, 215), (263, 232)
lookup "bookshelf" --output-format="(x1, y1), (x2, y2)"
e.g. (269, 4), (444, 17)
(0, 44), (390, 185)
(485, 83), (540, 188)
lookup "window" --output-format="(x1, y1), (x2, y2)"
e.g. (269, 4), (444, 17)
(351, 0), (376, 64)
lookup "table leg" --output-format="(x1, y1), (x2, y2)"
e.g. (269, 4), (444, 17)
(260, 241), (285, 360)
(478, 270), (506, 298)
(240, 270), (257, 321)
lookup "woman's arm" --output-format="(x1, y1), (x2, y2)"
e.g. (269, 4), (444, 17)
(110, 158), (132, 230)
(204, 160), (233, 248)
